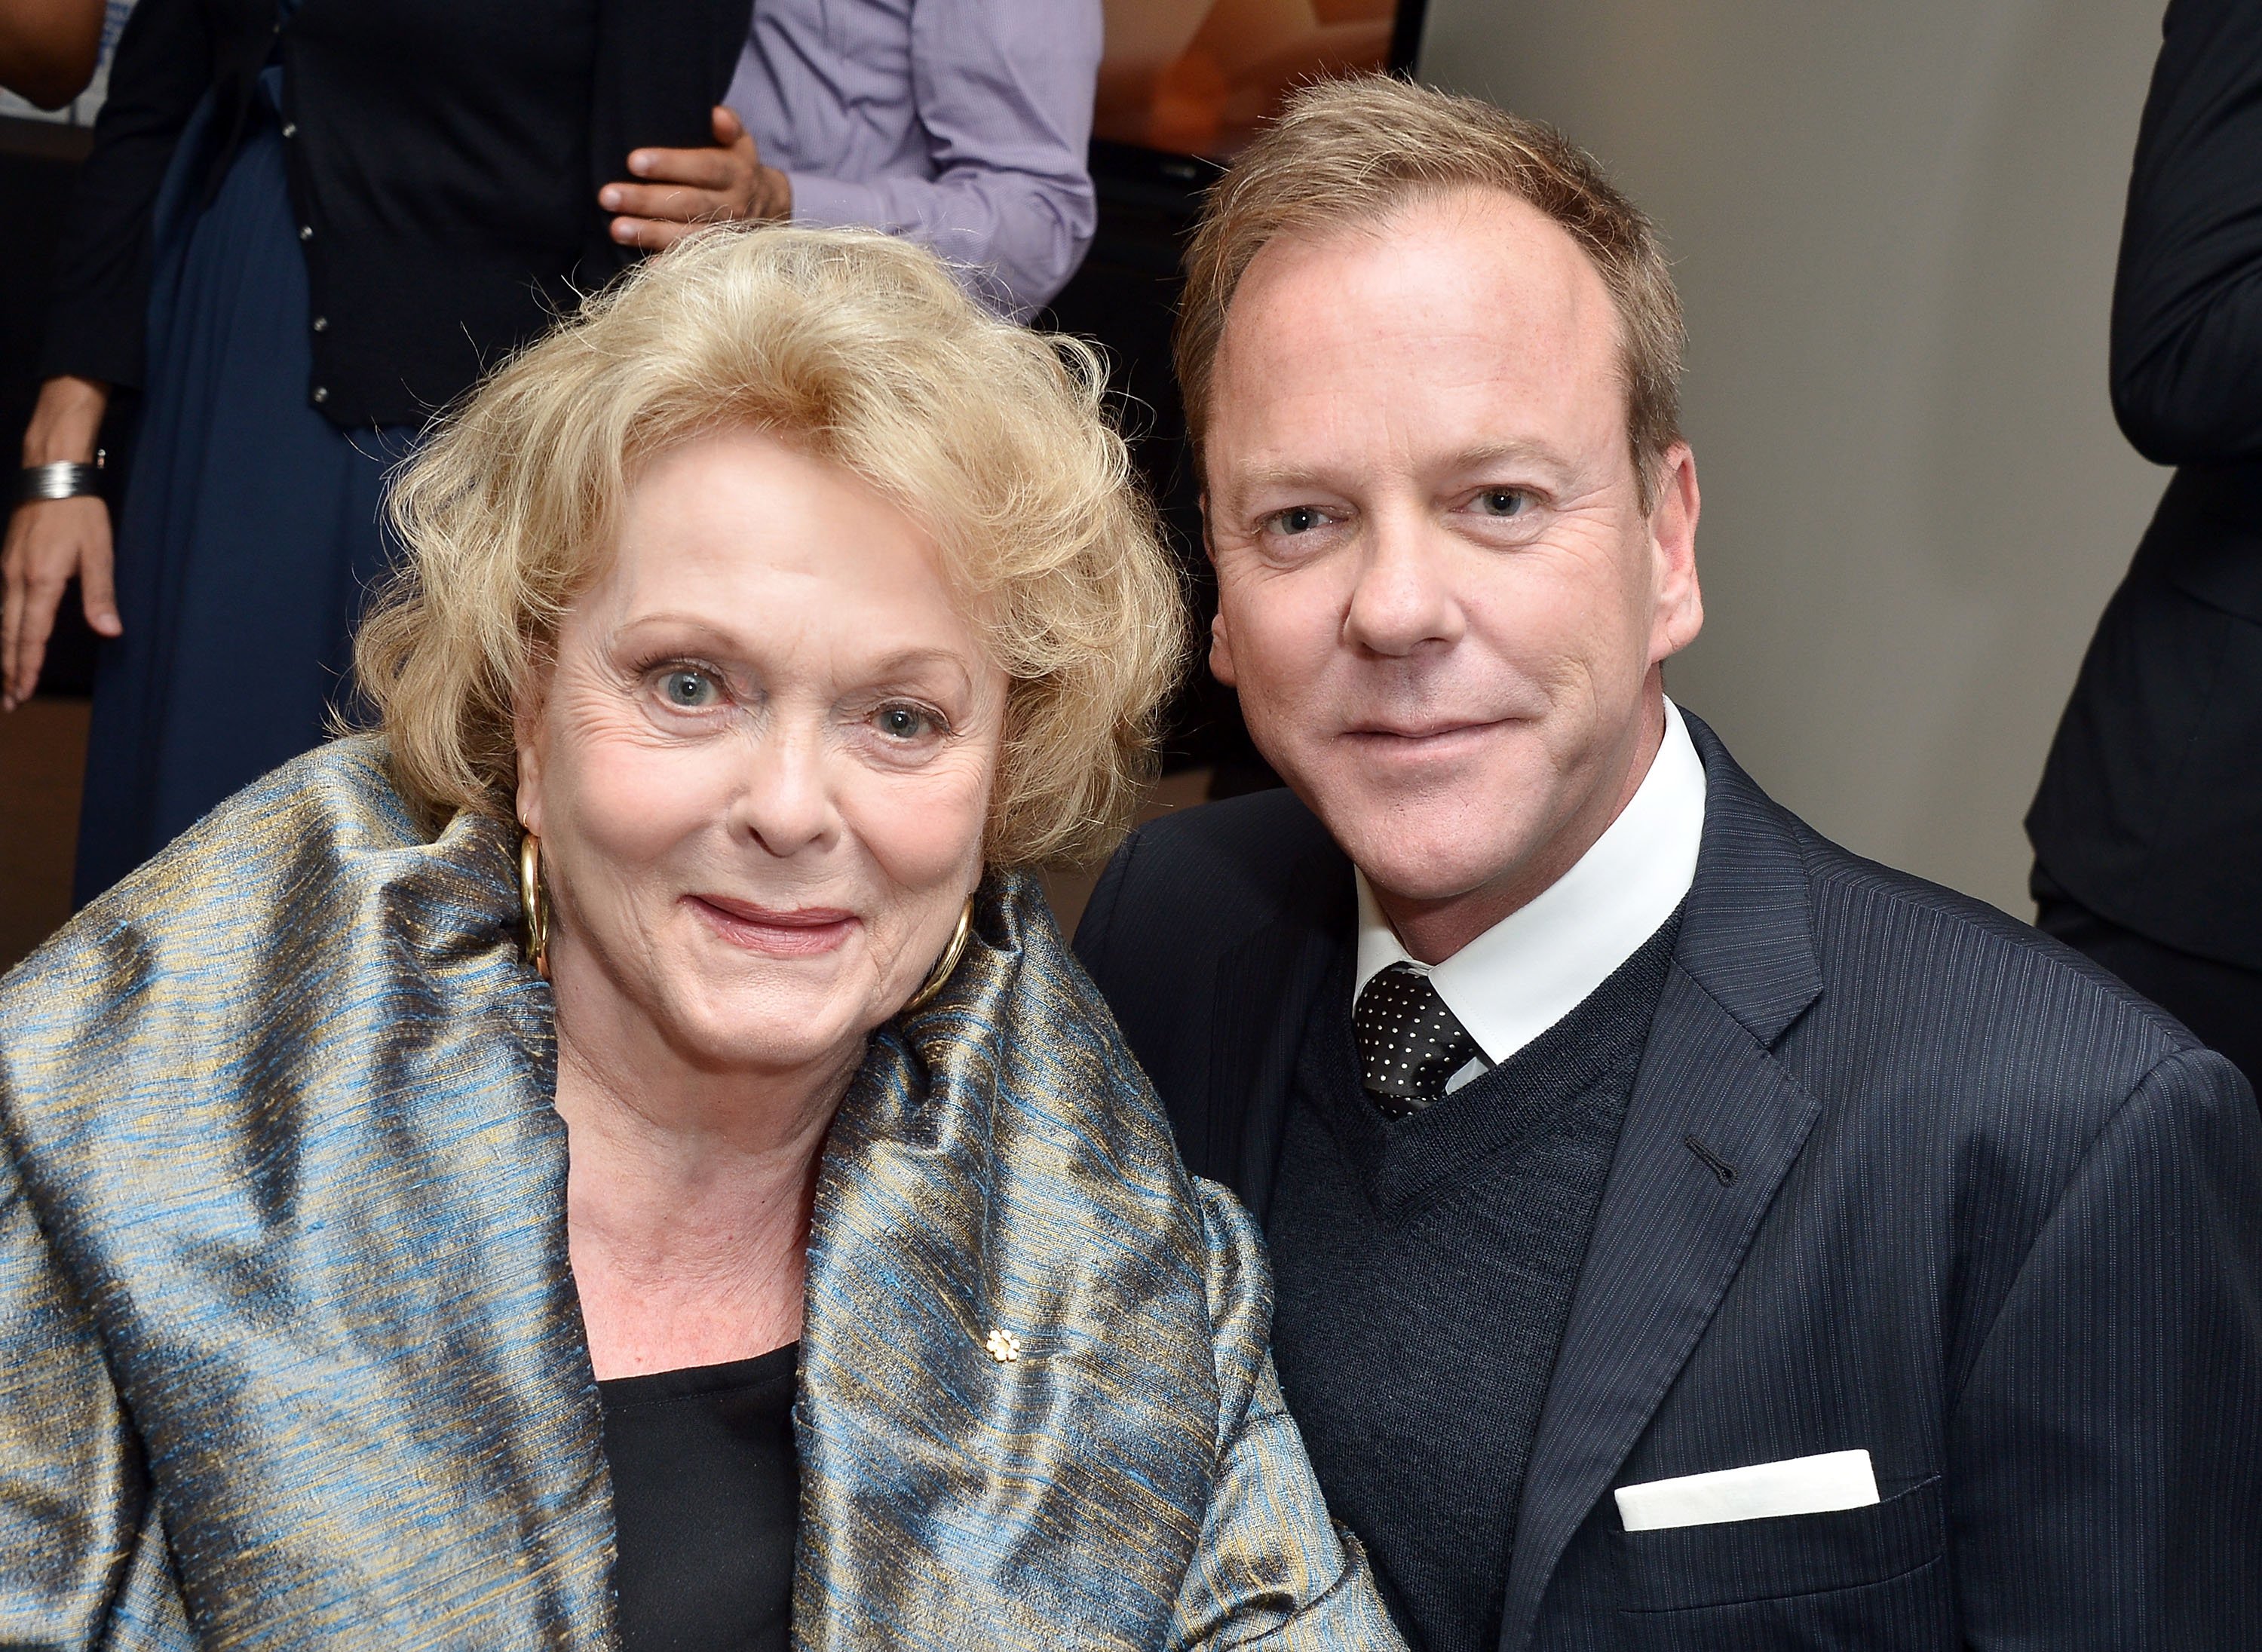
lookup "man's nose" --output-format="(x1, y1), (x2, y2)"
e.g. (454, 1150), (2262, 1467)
(1342, 512), (1465, 657)
(729, 721), (838, 857)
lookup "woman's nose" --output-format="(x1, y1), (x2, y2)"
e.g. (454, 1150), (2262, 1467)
(1341, 516), (1465, 657)
(728, 724), (838, 857)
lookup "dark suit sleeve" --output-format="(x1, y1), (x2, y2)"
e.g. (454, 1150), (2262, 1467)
(38, 0), (216, 389)
(1069, 826), (1139, 988)
(2110, 0), (2262, 464)
(1073, 825), (1222, 1178)
(1948, 1049), (2262, 1645)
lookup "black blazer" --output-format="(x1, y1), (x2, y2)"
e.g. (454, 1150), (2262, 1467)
(2028, 0), (2262, 968)
(1077, 712), (2262, 1650)
(39, 0), (751, 428)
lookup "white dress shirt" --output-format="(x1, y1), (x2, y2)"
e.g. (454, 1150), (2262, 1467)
(1354, 699), (1709, 1093)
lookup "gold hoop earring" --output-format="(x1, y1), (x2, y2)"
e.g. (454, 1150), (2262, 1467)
(519, 830), (550, 980)
(902, 897), (974, 1015)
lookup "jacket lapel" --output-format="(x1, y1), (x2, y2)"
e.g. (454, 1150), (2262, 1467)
(1497, 715), (1828, 1651)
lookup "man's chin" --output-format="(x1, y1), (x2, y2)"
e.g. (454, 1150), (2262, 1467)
(1344, 845), (1518, 908)
(1308, 799), (1542, 910)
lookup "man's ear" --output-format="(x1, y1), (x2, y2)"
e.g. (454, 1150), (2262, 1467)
(1209, 605), (1238, 688)
(1200, 490), (1240, 687)
(1646, 443), (1703, 665)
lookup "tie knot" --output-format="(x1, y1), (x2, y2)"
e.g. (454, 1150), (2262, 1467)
(1353, 962), (1482, 1119)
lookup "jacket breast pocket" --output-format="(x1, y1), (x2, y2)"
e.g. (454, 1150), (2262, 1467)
(1609, 1475), (1952, 1650)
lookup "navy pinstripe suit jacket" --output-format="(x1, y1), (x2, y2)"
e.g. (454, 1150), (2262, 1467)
(1074, 710), (2262, 1650)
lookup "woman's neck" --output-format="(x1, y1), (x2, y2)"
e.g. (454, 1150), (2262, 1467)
(552, 1015), (860, 1381)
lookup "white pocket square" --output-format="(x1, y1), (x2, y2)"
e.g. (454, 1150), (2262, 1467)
(1614, 1448), (1879, 1532)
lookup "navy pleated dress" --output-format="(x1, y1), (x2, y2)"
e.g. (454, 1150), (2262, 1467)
(72, 60), (414, 906)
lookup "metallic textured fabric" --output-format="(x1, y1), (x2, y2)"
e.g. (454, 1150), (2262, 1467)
(0, 737), (1399, 1650)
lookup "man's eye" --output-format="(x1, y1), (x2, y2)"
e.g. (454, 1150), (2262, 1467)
(1267, 506), (1329, 535)
(1473, 488), (1530, 517)
(875, 704), (936, 740)
(659, 669), (719, 708)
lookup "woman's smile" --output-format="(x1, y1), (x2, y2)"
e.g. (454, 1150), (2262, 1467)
(685, 893), (860, 956)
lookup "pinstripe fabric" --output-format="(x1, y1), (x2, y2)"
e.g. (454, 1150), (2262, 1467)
(0, 737), (1402, 1649)
(1076, 710), (2262, 1650)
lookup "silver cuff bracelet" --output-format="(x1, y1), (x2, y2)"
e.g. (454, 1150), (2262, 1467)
(15, 451), (105, 504)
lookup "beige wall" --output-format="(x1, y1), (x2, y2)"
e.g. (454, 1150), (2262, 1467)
(1418, 0), (2171, 916)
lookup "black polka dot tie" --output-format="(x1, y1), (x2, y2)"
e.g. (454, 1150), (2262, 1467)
(1353, 962), (1482, 1120)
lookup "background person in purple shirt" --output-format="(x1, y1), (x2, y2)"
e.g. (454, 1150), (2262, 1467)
(599, 0), (1102, 315)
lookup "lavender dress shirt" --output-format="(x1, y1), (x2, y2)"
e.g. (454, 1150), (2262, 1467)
(725, 0), (1102, 314)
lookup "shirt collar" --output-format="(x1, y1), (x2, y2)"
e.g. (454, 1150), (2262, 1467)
(1353, 698), (1708, 1068)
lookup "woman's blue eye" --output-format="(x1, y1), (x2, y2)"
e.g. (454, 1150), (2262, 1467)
(876, 705), (933, 740)
(1271, 506), (1325, 535)
(661, 670), (716, 707)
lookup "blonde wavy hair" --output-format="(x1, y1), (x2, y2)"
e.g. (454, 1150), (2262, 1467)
(354, 225), (1186, 868)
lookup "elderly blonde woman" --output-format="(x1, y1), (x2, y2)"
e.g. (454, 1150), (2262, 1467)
(0, 228), (1399, 1650)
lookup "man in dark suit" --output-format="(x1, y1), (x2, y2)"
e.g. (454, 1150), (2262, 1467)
(2028, 0), (2262, 1090)
(1075, 75), (2262, 1651)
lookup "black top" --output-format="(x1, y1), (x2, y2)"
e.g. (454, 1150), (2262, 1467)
(1269, 915), (1679, 1652)
(2028, 0), (2262, 966)
(40, 0), (752, 428)
(1074, 716), (2262, 1647)
(598, 1343), (799, 1652)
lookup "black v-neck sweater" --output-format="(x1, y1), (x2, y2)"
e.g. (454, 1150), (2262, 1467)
(1267, 910), (1681, 1652)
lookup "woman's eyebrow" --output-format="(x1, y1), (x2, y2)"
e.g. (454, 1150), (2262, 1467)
(608, 623), (980, 691)
(607, 612), (745, 648)
(858, 647), (980, 694)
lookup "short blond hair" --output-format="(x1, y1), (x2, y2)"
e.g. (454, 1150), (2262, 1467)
(355, 225), (1185, 868)
(1178, 75), (1685, 504)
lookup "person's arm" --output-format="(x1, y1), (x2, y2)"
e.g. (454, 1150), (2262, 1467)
(38, 0), (215, 393)
(1947, 1049), (2262, 1645)
(2110, 0), (2262, 464)
(6, 0), (215, 708)
(604, 0), (1103, 314)
(0, 0), (104, 108)
(3, 375), (118, 710)
(1168, 1179), (1406, 1650)
(599, 105), (792, 252)
(787, 0), (1102, 314)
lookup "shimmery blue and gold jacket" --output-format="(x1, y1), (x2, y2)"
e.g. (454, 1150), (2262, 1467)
(0, 739), (1400, 1650)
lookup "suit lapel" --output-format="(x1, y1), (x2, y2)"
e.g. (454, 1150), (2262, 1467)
(1497, 713), (1828, 1651)
(1497, 973), (1823, 1649)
